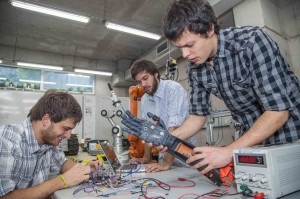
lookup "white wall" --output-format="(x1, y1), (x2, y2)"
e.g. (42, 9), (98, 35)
(94, 75), (128, 97)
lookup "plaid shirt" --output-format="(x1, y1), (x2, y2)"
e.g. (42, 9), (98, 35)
(0, 118), (67, 196)
(142, 79), (197, 167)
(188, 26), (300, 144)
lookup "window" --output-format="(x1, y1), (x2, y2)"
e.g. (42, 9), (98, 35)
(0, 65), (94, 94)
(44, 71), (94, 93)
(0, 65), (41, 89)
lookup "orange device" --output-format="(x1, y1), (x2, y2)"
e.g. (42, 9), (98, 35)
(128, 85), (145, 158)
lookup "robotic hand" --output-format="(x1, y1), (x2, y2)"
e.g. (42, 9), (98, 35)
(121, 110), (174, 146)
(121, 110), (222, 186)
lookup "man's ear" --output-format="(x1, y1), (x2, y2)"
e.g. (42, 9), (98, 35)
(41, 114), (51, 127)
(208, 24), (215, 38)
(154, 73), (158, 78)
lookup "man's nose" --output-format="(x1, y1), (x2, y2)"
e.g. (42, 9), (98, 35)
(141, 80), (147, 87)
(64, 130), (72, 139)
(181, 48), (190, 59)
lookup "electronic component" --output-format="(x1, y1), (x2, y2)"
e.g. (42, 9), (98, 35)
(59, 134), (79, 155)
(233, 143), (300, 199)
(165, 58), (178, 80)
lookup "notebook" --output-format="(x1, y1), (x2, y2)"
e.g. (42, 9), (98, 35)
(100, 141), (146, 174)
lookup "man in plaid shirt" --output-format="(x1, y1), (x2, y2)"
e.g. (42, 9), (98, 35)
(0, 91), (102, 198)
(161, 0), (300, 174)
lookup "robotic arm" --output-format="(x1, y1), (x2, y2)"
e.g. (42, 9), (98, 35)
(101, 83), (145, 157)
(100, 83), (126, 153)
(127, 85), (145, 158)
(121, 110), (223, 186)
(108, 83), (125, 117)
(100, 109), (122, 136)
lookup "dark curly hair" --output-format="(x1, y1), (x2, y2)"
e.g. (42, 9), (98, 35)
(28, 90), (82, 124)
(131, 59), (160, 80)
(162, 0), (220, 41)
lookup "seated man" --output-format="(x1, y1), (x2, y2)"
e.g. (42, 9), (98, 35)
(0, 90), (102, 198)
(128, 59), (197, 172)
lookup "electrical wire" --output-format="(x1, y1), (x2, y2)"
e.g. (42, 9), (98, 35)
(140, 178), (170, 199)
(177, 193), (216, 199)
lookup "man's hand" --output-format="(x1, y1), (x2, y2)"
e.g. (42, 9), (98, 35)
(145, 162), (172, 173)
(129, 156), (150, 164)
(86, 160), (103, 169)
(61, 164), (91, 188)
(186, 146), (233, 174)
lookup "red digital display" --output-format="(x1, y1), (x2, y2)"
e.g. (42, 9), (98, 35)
(238, 155), (264, 165)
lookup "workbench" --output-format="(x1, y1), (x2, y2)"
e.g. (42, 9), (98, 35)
(52, 166), (300, 199)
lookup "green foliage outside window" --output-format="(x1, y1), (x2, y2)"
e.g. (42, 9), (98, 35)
(0, 65), (94, 94)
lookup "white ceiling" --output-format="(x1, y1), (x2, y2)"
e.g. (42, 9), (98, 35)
(0, 0), (240, 74)
(0, 0), (169, 66)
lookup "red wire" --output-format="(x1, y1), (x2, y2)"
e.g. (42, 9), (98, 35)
(150, 178), (196, 188)
(177, 193), (216, 199)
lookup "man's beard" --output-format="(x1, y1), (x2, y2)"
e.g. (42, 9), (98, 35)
(148, 78), (159, 96)
(42, 124), (59, 146)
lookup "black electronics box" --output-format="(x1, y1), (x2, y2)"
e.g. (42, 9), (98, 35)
(65, 134), (79, 155)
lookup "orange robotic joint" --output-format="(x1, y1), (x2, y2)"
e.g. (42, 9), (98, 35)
(128, 85), (145, 158)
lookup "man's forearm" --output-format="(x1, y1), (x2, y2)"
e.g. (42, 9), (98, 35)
(227, 110), (289, 151)
(163, 152), (175, 165)
(143, 144), (152, 160)
(1, 177), (64, 199)
(171, 115), (206, 140)
(60, 159), (76, 174)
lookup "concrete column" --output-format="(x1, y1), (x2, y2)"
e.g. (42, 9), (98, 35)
(233, 0), (300, 77)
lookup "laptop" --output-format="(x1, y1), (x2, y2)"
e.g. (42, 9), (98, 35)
(100, 141), (146, 174)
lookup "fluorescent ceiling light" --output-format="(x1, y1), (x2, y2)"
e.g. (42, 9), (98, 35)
(19, 79), (56, 85)
(74, 68), (113, 76)
(17, 62), (63, 71)
(105, 21), (161, 40)
(0, 77), (6, 80)
(68, 73), (90, 78)
(11, 0), (89, 23)
(66, 83), (93, 88)
(0, 59), (2, 64)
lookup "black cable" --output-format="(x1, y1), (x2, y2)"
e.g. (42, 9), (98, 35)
(140, 178), (170, 199)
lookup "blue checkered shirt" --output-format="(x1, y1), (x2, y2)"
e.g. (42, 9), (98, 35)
(142, 79), (197, 167)
(188, 26), (300, 144)
(0, 118), (67, 196)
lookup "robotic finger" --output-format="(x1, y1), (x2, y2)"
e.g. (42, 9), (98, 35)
(147, 112), (167, 129)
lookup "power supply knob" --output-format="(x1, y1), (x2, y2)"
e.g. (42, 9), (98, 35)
(251, 175), (260, 182)
(260, 177), (268, 184)
(235, 173), (244, 179)
(242, 175), (249, 181)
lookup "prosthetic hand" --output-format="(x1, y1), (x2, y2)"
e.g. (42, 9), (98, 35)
(121, 110), (222, 186)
